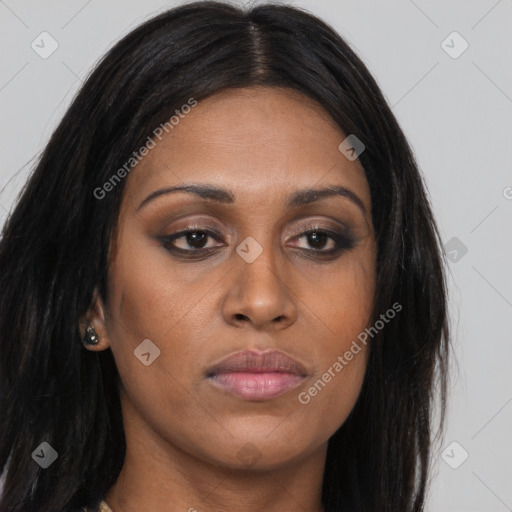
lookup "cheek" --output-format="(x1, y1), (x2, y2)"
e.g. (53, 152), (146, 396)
(305, 245), (375, 351)
(103, 238), (206, 389)
(103, 253), (212, 444)
(106, 234), (213, 341)
(295, 253), (375, 424)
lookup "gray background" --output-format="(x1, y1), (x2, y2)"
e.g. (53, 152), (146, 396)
(1, 1), (511, 510)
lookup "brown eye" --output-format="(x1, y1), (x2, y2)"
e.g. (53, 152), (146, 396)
(160, 227), (224, 255)
(299, 231), (334, 250)
(290, 228), (355, 257)
(175, 230), (210, 249)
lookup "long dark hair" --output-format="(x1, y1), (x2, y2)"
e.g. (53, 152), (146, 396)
(0, 2), (450, 511)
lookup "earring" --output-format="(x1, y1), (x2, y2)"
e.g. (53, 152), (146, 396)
(83, 323), (99, 345)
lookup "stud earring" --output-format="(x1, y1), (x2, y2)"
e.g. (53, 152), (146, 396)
(83, 323), (99, 345)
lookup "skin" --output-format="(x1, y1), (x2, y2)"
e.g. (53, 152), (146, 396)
(81, 86), (376, 512)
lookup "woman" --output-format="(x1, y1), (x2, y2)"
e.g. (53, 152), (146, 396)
(0, 2), (450, 511)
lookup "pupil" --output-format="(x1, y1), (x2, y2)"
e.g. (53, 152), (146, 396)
(187, 231), (206, 248)
(309, 231), (327, 249)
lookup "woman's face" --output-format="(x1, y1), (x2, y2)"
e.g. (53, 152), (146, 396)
(93, 86), (376, 470)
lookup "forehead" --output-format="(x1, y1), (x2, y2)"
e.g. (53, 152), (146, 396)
(123, 86), (370, 209)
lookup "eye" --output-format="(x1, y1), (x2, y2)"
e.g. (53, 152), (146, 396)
(159, 225), (355, 260)
(290, 228), (355, 256)
(160, 226), (224, 255)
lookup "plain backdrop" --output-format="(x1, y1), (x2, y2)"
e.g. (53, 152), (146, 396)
(1, 1), (511, 511)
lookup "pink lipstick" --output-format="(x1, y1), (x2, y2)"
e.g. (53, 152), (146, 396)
(206, 349), (308, 400)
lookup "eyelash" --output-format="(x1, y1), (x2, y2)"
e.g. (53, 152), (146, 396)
(159, 224), (355, 260)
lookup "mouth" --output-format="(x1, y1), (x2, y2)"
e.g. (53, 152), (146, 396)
(206, 349), (308, 401)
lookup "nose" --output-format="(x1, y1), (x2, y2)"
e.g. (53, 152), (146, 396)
(222, 243), (298, 331)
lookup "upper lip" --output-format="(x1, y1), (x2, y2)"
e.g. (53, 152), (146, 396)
(206, 349), (308, 377)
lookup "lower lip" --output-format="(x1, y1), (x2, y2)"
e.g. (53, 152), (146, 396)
(208, 372), (305, 400)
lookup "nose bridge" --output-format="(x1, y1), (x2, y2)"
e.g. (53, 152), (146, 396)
(223, 231), (297, 328)
(237, 232), (284, 298)
(240, 236), (280, 287)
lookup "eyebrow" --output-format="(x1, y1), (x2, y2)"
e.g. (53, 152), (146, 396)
(136, 183), (366, 214)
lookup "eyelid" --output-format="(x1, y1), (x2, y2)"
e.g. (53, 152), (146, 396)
(169, 221), (224, 237)
(287, 218), (352, 238)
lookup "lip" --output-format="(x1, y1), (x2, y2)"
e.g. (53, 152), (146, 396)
(206, 349), (308, 401)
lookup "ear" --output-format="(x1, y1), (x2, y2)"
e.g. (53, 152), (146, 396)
(79, 287), (111, 351)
